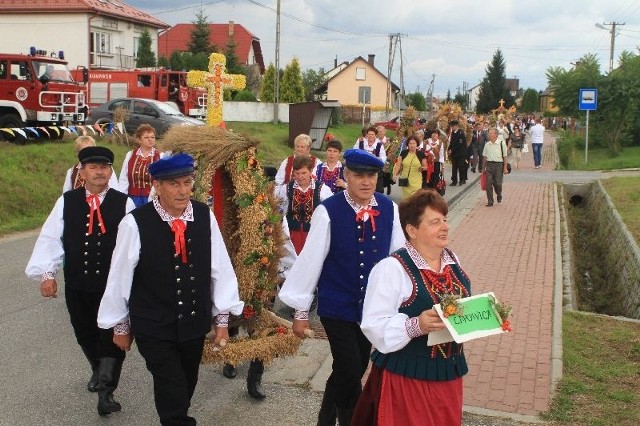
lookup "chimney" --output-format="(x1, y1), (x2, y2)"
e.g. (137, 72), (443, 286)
(228, 21), (234, 37)
(368, 54), (375, 67)
(334, 56), (338, 68)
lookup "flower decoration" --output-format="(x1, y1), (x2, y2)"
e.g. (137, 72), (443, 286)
(440, 293), (464, 318)
(489, 294), (513, 332)
(243, 305), (257, 320)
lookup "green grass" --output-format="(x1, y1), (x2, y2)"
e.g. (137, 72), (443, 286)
(542, 311), (640, 425)
(600, 176), (640, 244)
(556, 131), (640, 170)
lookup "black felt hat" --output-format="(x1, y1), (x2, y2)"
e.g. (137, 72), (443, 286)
(78, 146), (114, 165)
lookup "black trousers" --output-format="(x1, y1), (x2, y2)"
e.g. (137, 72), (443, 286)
(136, 335), (205, 426)
(375, 172), (384, 193)
(65, 287), (124, 359)
(450, 156), (468, 183)
(320, 317), (371, 410)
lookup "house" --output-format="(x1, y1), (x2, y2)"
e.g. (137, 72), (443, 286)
(467, 82), (482, 112)
(539, 89), (559, 113)
(0, 0), (168, 70)
(314, 54), (399, 109)
(158, 22), (265, 73)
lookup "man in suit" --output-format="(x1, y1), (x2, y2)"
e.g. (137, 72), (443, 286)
(470, 122), (488, 173)
(446, 120), (468, 185)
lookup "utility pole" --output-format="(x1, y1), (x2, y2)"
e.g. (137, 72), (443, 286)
(272, 0), (281, 124)
(385, 34), (395, 115)
(597, 22), (625, 72)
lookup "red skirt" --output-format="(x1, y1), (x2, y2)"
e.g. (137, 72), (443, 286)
(290, 229), (308, 255)
(352, 365), (463, 426)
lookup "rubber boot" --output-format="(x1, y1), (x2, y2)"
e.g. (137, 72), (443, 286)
(97, 358), (123, 416)
(316, 387), (337, 426)
(80, 345), (100, 392)
(246, 359), (266, 399)
(336, 407), (353, 426)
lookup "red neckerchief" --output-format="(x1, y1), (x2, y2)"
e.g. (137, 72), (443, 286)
(355, 207), (379, 240)
(171, 219), (188, 264)
(86, 194), (106, 235)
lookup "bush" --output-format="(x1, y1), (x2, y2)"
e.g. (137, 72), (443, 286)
(331, 107), (343, 126)
(557, 130), (582, 168)
(233, 89), (257, 102)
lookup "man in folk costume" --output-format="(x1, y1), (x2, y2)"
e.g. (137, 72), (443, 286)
(119, 124), (162, 207)
(353, 126), (387, 193)
(26, 147), (135, 416)
(274, 133), (322, 192)
(280, 149), (405, 426)
(98, 153), (244, 425)
(63, 135), (118, 193)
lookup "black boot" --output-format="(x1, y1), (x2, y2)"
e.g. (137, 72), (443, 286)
(247, 359), (266, 399)
(97, 358), (123, 416)
(222, 363), (237, 379)
(336, 407), (353, 426)
(316, 386), (337, 426)
(80, 345), (100, 392)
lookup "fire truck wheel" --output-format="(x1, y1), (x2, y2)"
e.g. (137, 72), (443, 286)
(0, 114), (26, 144)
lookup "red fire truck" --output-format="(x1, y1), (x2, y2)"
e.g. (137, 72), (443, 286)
(72, 68), (207, 118)
(0, 47), (86, 141)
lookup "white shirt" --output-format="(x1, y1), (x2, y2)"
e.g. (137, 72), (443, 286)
(63, 164), (119, 193)
(353, 139), (387, 163)
(275, 179), (333, 215)
(530, 123), (545, 144)
(118, 148), (169, 194)
(97, 200), (244, 329)
(279, 191), (405, 312)
(360, 242), (461, 354)
(25, 188), (136, 281)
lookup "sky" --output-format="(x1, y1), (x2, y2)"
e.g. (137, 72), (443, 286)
(126, 0), (640, 99)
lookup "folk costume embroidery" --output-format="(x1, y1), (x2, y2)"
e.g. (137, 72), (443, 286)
(70, 163), (85, 189)
(127, 147), (160, 197)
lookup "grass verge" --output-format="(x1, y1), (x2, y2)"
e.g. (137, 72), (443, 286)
(600, 176), (640, 243)
(556, 131), (640, 170)
(542, 311), (640, 425)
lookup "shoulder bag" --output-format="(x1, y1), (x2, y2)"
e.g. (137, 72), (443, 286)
(397, 155), (415, 187)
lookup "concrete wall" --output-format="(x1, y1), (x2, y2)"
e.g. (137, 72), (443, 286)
(223, 102), (290, 123)
(584, 181), (640, 319)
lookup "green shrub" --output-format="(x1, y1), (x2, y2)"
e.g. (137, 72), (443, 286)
(234, 89), (257, 102)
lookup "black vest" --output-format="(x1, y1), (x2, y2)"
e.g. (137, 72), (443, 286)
(62, 188), (129, 293)
(129, 201), (213, 342)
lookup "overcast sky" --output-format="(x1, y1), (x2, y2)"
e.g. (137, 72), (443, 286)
(127, 0), (640, 99)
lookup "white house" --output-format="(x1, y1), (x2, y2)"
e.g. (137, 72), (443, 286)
(0, 0), (168, 71)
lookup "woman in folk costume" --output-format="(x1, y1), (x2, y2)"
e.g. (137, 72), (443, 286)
(119, 123), (163, 207)
(63, 135), (118, 193)
(352, 189), (471, 426)
(274, 133), (322, 192)
(276, 155), (333, 255)
(315, 139), (346, 194)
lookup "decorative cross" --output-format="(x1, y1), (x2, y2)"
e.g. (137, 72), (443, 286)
(498, 98), (505, 108)
(186, 53), (246, 127)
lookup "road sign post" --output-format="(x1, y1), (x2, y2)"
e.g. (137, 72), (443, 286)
(579, 88), (598, 163)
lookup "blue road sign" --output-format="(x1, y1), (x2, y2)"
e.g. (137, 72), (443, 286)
(579, 88), (597, 111)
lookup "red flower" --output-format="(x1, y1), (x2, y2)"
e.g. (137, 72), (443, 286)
(276, 326), (288, 335)
(501, 320), (512, 332)
(243, 305), (256, 320)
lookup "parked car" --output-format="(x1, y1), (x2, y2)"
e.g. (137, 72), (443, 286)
(85, 97), (204, 136)
(373, 116), (425, 131)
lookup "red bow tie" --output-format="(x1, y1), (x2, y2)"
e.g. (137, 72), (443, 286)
(171, 219), (188, 264)
(355, 207), (380, 236)
(86, 194), (106, 235)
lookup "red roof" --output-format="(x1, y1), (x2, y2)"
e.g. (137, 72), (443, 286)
(0, 0), (168, 28)
(158, 23), (265, 73)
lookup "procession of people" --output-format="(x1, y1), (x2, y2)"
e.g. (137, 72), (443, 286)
(22, 109), (534, 424)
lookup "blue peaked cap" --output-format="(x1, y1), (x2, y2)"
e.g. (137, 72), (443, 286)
(343, 148), (384, 173)
(148, 153), (195, 180)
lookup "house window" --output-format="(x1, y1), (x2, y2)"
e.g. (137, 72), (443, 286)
(133, 37), (139, 58)
(355, 68), (366, 81)
(92, 32), (112, 54)
(102, 18), (118, 30)
(134, 25), (145, 34)
(358, 86), (371, 104)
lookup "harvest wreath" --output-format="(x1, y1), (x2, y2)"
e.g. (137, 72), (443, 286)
(159, 125), (301, 366)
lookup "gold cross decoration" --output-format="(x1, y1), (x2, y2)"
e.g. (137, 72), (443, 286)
(498, 98), (505, 108)
(186, 53), (246, 127)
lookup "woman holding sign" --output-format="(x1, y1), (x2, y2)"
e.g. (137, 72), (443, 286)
(353, 189), (471, 426)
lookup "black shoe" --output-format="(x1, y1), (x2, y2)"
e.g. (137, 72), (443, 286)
(97, 358), (123, 416)
(459, 180), (466, 185)
(247, 360), (266, 400)
(450, 182), (457, 186)
(471, 168), (476, 173)
(497, 195), (502, 203)
(88, 369), (99, 393)
(223, 363), (237, 379)
(486, 203), (493, 207)
(80, 345), (100, 393)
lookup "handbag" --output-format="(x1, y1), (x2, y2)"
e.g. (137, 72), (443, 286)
(480, 171), (487, 190)
(435, 165), (446, 196)
(500, 142), (512, 174)
(398, 177), (409, 187)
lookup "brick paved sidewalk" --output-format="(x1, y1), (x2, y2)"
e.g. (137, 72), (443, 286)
(449, 134), (557, 416)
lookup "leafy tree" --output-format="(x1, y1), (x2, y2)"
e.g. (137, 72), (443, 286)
(302, 67), (326, 101)
(245, 64), (262, 96)
(520, 88), (539, 113)
(280, 58), (305, 103)
(224, 36), (244, 75)
(169, 51), (186, 71)
(452, 93), (468, 110)
(135, 29), (156, 68)
(260, 63), (277, 102)
(406, 92), (427, 111)
(476, 49), (514, 113)
(158, 56), (169, 68)
(234, 89), (257, 102)
(446, 90), (451, 103)
(188, 8), (214, 55)
(546, 53), (601, 118)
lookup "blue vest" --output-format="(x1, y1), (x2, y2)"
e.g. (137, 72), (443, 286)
(317, 192), (394, 322)
(371, 248), (471, 381)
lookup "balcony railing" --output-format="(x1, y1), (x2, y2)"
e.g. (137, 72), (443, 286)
(90, 52), (135, 70)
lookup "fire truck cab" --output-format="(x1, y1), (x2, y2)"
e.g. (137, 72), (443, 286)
(74, 69), (207, 118)
(0, 47), (86, 139)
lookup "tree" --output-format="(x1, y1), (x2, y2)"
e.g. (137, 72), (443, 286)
(188, 8), (213, 55)
(302, 67), (326, 101)
(169, 51), (186, 71)
(245, 64), (262, 96)
(452, 93), (468, 110)
(157, 56), (169, 68)
(446, 90), (451, 103)
(234, 89), (257, 102)
(406, 92), (427, 111)
(476, 49), (514, 113)
(280, 58), (305, 103)
(520, 88), (540, 113)
(260, 63), (277, 102)
(224, 36), (244, 75)
(546, 53), (601, 118)
(135, 29), (156, 68)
